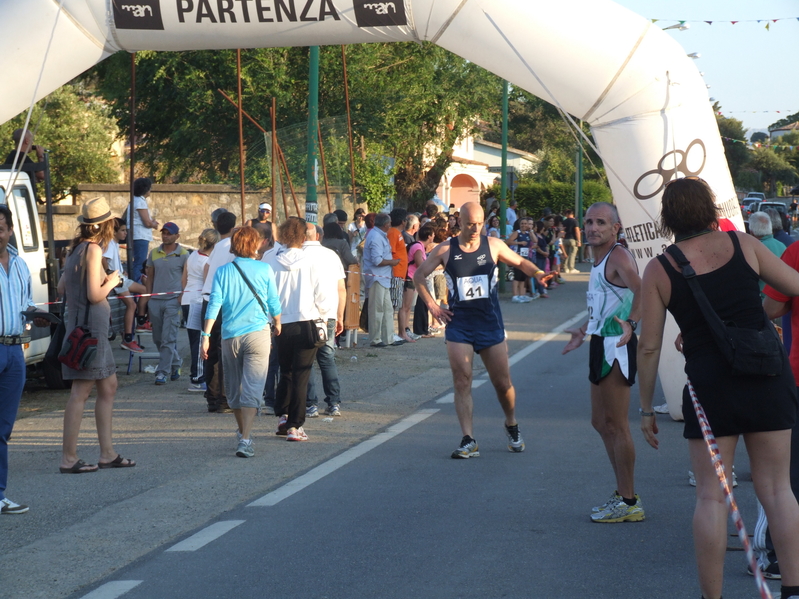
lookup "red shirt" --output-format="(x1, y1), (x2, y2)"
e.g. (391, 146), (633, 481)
(763, 241), (799, 380)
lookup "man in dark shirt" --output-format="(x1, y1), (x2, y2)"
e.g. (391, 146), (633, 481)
(562, 208), (582, 273)
(4, 129), (45, 183)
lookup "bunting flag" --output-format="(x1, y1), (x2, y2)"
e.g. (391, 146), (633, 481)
(652, 16), (798, 29)
(720, 136), (797, 151)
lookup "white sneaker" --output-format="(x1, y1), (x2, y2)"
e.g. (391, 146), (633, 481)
(519, 295), (533, 303)
(654, 403), (670, 414)
(0, 497), (29, 514)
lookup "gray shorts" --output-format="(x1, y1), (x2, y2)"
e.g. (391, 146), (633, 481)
(221, 327), (271, 409)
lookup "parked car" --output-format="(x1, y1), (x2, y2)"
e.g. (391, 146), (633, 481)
(789, 185), (799, 196)
(759, 201), (791, 233)
(745, 192), (767, 202)
(741, 198), (762, 219)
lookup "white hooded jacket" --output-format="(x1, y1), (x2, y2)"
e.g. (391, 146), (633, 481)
(264, 246), (325, 324)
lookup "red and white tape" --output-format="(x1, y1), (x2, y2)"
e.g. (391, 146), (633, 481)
(687, 378), (773, 599)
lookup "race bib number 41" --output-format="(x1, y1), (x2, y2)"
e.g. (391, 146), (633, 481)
(458, 275), (489, 301)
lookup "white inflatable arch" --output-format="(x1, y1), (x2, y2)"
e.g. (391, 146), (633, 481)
(4, 0), (744, 414)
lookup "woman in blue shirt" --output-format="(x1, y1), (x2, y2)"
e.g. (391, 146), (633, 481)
(201, 227), (282, 458)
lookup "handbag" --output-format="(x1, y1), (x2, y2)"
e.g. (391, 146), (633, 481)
(665, 243), (784, 377)
(58, 246), (98, 371)
(308, 318), (328, 348)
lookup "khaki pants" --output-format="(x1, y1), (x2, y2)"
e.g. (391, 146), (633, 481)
(368, 283), (394, 345)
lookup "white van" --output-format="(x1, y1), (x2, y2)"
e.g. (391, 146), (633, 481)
(0, 169), (50, 364)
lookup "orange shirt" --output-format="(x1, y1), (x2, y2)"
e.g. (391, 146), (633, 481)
(387, 227), (408, 279)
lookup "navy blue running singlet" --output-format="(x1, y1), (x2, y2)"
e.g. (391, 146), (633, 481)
(444, 236), (504, 332)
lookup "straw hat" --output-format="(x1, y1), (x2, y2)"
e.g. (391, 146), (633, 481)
(77, 197), (113, 225)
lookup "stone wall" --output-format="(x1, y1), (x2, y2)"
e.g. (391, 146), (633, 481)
(39, 183), (367, 250)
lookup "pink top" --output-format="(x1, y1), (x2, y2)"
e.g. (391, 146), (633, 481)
(407, 241), (426, 279)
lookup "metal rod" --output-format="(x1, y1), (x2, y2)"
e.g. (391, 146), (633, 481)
(317, 123), (332, 214)
(499, 80), (509, 293)
(277, 143), (301, 216)
(236, 49), (246, 223)
(128, 52), (136, 282)
(306, 46), (319, 224)
(341, 45), (357, 205)
(271, 97), (277, 223)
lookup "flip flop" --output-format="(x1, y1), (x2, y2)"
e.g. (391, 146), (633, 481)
(98, 455), (136, 469)
(59, 459), (98, 474)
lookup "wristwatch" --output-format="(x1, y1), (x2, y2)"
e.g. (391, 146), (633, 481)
(626, 318), (638, 332)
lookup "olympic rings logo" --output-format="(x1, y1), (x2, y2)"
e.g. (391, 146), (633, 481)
(633, 139), (707, 200)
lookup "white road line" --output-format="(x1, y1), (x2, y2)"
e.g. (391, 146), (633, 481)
(79, 581), (143, 599)
(166, 520), (245, 552)
(508, 310), (588, 367)
(248, 409), (440, 507)
(472, 378), (487, 388)
(435, 392), (454, 404)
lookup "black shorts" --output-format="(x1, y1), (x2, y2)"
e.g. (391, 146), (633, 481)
(512, 267), (528, 282)
(588, 334), (637, 386)
(404, 278), (415, 291)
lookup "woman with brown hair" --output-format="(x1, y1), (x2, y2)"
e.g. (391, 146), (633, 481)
(264, 217), (326, 442)
(201, 227), (281, 458)
(637, 178), (799, 599)
(58, 198), (136, 473)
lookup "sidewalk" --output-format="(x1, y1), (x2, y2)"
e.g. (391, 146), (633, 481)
(3, 268), (592, 599)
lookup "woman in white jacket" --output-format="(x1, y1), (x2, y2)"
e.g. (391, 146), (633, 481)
(264, 217), (327, 441)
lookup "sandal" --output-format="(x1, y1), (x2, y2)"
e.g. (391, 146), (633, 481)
(98, 455), (136, 469)
(59, 459), (98, 474)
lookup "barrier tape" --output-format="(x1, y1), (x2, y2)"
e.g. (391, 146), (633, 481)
(33, 290), (185, 306)
(686, 378), (772, 599)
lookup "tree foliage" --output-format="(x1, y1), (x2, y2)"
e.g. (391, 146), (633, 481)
(714, 109), (750, 183)
(749, 147), (797, 195)
(85, 44), (503, 210)
(0, 84), (119, 201)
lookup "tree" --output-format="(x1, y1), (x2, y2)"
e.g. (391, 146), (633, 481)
(714, 107), (750, 184)
(769, 111), (799, 132)
(85, 44), (502, 210)
(749, 147), (797, 195)
(750, 132), (768, 144)
(0, 84), (120, 202)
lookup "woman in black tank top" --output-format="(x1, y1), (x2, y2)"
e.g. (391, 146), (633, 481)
(637, 178), (799, 599)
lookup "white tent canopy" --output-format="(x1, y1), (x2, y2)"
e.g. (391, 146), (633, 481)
(4, 0), (741, 412)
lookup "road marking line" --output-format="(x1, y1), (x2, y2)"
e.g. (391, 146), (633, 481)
(472, 378), (487, 388)
(248, 409), (440, 507)
(166, 520), (245, 552)
(435, 392), (454, 404)
(508, 310), (588, 367)
(79, 581), (143, 599)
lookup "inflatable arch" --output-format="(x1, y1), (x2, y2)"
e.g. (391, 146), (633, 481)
(4, 0), (743, 415)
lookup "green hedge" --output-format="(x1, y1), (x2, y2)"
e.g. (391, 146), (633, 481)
(512, 180), (612, 218)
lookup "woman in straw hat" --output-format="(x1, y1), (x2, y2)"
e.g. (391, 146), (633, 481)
(56, 198), (136, 474)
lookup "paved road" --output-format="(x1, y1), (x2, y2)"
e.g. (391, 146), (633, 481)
(68, 294), (772, 599)
(3, 268), (775, 599)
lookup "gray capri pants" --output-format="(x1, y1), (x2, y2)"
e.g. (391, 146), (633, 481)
(221, 327), (271, 409)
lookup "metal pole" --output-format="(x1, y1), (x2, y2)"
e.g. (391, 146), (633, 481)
(575, 120), (584, 261)
(341, 45), (357, 207)
(271, 97), (277, 223)
(127, 52), (136, 281)
(306, 46), (319, 224)
(499, 80), (509, 293)
(317, 123), (333, 213)
(42, 152), (57, 305)
(237, 49), (246, 223)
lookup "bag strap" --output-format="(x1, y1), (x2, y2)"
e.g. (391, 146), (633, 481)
(664, 244), (737, 355)
(231, 261), (269, 319)
(80, 243), (92, 327)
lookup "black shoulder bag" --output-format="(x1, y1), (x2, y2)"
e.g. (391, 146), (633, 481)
(665, 243), (784, 377)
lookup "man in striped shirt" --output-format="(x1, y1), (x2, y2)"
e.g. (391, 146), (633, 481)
(0, 205), (48, 514)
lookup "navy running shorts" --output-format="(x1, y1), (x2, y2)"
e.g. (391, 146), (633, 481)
(445, 326), (506, 353)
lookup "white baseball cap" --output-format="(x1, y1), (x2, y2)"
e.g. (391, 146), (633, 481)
(258, 203), (272, 211)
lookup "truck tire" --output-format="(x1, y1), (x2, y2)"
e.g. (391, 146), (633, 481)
(43, 357), (70, 389)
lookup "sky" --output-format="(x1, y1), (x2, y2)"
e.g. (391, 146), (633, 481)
(612, 0), (797, 138)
